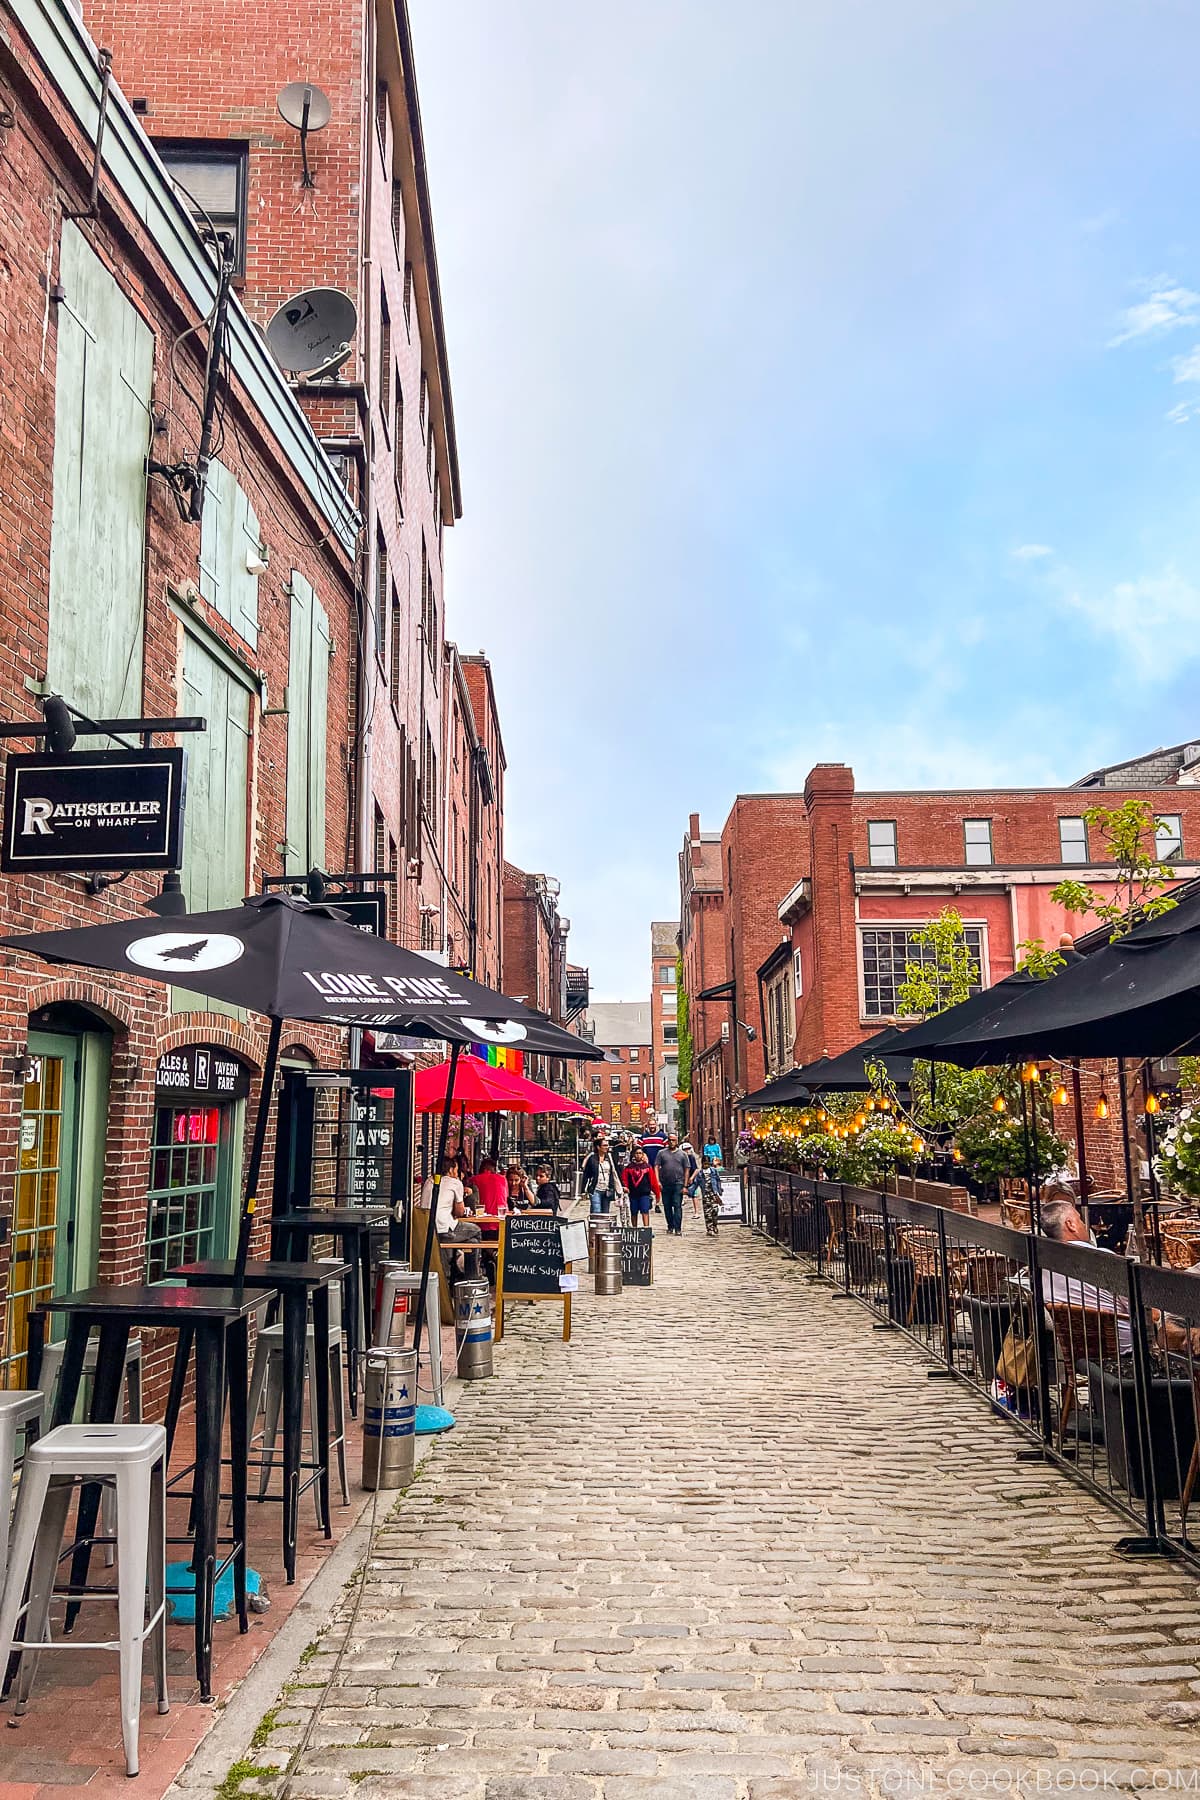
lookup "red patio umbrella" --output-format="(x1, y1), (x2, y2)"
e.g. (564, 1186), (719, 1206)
(413, 1054), (591, 1116)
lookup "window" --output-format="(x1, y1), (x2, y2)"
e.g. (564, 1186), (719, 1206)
(391, 179), (404, 256)
(657, 965), (674, 984)
(630, 1075), (640, 1094)
(388, 582), (400, 692)
(661, 990), (677, 1013)
(419, 371), (429, 438)
(767, 975), (791, 1075)
(145, 1104), (233, 1282)
(373, 805), (386, 875)
(374, 531), (388, 658)
(421, 725), (438, 842)
(394, 385), (405, 503)
(663, 1025), (678, 1045)
(1157, 814), (1183, 861)
(630, 1102), (641, 1122)
(590, 1074), (601, 1094)
(375, 81), (388, 151)
(378, 290), (392, 417)
(1059, 817), (1088, 864)
(963, 819), (993, 866)
(403, 262), (414, 331)
(610, 1104), (621, 1124)
(629, 1047), (639, 1062)
(47, 223), (153, 719)
(158, 142), (248, 273)
(793, 949), (804, 998)
(610, 1075), (621, 1092)
(284, 573), (332, 875)
(860, 924), (985, 1019)
(427, 420), (435, 486)
(421, 538), (438, 663)
(867, 820), (898, 867)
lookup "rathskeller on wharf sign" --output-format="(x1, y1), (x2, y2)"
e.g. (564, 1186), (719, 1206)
(2, 749), (186, 874)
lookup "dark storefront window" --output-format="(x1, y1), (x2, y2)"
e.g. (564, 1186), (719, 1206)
(144, 1104), (230, 1280)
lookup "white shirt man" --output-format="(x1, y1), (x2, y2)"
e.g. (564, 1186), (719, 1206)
(417, 1168), (479, 1242)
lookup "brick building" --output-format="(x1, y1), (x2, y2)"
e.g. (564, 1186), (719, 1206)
(88, 0), (463, 956)
(649, 921), (679, 1123)
(0, 0), (359, 1386)
(584, 1004), (653, 1131)
(440, 648), (504, 987)
(681, 747), (1200, 1176)
(501, 863), (571, 1088)
(678, 814), (727, 1152)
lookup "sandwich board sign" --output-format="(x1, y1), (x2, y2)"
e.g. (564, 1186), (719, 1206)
(495, 1214), (576, 1341)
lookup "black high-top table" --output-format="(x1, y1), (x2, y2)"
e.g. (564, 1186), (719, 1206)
(38, 1283), (260, 1700)
(169, 1258), (348, 1579)
(270, 1209), (388, 1408)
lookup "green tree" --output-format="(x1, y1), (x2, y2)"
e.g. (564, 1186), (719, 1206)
(896, 907), (981, 1019)
(1051, 799), (1179, 939)
(675, 952), (692, 1096)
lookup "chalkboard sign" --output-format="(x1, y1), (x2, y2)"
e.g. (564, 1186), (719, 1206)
(618, 1227), (653, 1287)
(496, 1215), (574, 1342)
(500, 1215), (565, 1295)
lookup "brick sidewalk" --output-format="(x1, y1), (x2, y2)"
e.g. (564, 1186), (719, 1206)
(210, 1221), (1200, 1799)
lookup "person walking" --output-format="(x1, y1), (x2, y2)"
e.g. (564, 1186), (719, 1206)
(581, 1135), (622, 1216)
(681, 1139), (704, 1221)
(622, 1146), (660, 1230)
(655, 1132), (692, 1236)
(701, 1162), (722, 1237)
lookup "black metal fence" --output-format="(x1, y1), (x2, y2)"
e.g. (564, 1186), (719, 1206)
(748, 1165), (1200, 1567)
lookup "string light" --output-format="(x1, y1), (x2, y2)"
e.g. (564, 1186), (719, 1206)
(1051, 1083), (1068, 1106)
(952, 1148), (964, 1163)
(1021, 1062), (1040, 1083)
(992, 1095), (1007, 1113)
(1145, 1092), (1159, 1115)
(1095, 1094), (1109, 1120)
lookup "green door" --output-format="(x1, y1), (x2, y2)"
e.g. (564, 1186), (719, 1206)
(5, 1033), (80, 1387)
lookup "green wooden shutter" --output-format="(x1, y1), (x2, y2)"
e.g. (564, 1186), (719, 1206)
(47, 222), (153, 717)
(180, 632), (251, 911)
(199, 458), (261, 651)
(285, 575), (331, 874)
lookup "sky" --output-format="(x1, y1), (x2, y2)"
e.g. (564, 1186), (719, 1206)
(410, 0), (1200, 1000)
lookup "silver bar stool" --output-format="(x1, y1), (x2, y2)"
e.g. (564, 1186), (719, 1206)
(0, 1421), (168, 1778)
(0, 1392), (44, 1581)
(372, 1263), (443, 1407)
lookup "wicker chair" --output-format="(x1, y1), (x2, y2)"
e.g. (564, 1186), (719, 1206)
(1001, 1200), (1032, 1233)
(1046, 1300), (1124, 1452)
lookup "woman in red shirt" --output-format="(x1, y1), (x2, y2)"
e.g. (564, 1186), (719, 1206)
(622, 1147), (660, 1229)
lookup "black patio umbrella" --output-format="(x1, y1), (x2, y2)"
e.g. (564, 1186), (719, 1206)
(886, 967), (1050, 1059)
(737, 1025), (914, 1110)
(2, 895), (604, 1321)
(915, 889), (1200, 1067)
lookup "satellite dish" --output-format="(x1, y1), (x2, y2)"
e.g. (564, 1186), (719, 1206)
(277, 82), (331, 187)
(278, 81), (331, 133)
(265, 289), (357, 378)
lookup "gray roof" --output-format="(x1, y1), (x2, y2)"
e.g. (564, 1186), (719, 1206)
(586, 1001), (652, 1047)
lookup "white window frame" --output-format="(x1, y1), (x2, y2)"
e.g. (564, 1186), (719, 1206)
(1156, 814), (1183, 861)
(963, 818), (992, 866)
(857, 920), (989, 1022)
(1059, 816), (1089, 864)
(793, 949), (803, 998)
(867, 820), (898, 868)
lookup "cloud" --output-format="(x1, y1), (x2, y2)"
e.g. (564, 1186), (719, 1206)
(1062, 567), (1200, 676)
(1012, 543), (1054, 561)
(1108, 277), (1200, 347)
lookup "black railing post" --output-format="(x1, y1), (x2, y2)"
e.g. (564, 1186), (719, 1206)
(936, 1209), (955, 1372)
(1026, 1232), (1054, 1451)
(1126, 1261), (1165, 1551)
(815, 1181), (826, 1278)
(841, 1187), (852, 1292)
(878, 1194), (897, 1326)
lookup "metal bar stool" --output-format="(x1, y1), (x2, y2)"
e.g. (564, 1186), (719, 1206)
(0, 1422), (168, 1778)
(0, 1393), (43, 1582)
(249, 1259), (350, 1517)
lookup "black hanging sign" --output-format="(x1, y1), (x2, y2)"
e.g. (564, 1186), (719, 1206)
(2, 749), (186, 874)
(155, 1044), (251, 1103)
(331, 891), (387, 937)
(618, 1226), (654, 1286)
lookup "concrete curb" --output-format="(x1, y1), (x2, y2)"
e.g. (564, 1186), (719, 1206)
(165, 1379), (463, 1795)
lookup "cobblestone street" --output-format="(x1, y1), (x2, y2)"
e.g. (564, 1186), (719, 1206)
(232, 1220), (1200, 1800)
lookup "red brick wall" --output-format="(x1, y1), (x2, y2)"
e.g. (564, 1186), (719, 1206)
(88, 0), (454, 952)
(585, 1045), (652, 1129)
(720, 795), (809, 1095)
(461, 659), (505, 990)
(0, 15), (355, 1393)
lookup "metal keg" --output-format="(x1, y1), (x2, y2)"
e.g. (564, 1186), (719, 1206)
(372, 1257), (411, 1347)
(362, 1346), (418, 1490)
(587, 1216), (612, 1273)
(455, 1277), (493, 1380)
(594, 1231), (623, 1296)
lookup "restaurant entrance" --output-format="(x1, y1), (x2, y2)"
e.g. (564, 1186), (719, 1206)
(145, 1047), (249, 1281)
(3, 1020), (109, 1387)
